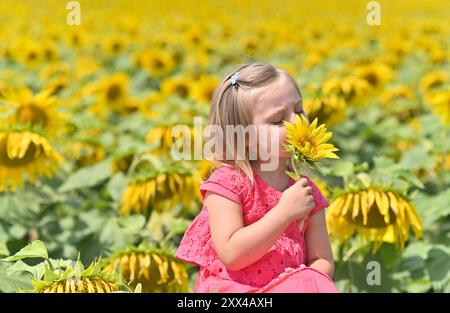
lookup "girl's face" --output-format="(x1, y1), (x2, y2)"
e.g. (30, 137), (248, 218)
(252, 77), (309, 161)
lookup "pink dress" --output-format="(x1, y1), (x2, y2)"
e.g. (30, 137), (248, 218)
(175, 165), (338, 293)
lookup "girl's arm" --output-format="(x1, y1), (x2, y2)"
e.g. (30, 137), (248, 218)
(304, 209), (334, 278)
(206, 191), (293, 271)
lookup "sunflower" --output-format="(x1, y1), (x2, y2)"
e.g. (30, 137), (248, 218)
(97, 73), (129, 104)
(64, 141), (106, 167)
(112, 153), (135, 174)
(103, 247), (189, 293)
(134, 50), (176, 78)
(160, 75), (194, 100)
(381, 85), (415, 104)
(120, 166), (198, 215)
(189, 74), (220, 104)
(90, 73), (137, 115)
(426, 91), (450, 125)
(322, 76), (371, 105)
(419, 71), (448, 93)
(303, 94), (347, 126)
(0, 130), (63, 191)
(145, 124), (196, 155)
(1, 87), (67, 134)
(355, 62), (394, 88)
(327, 188), (422, 253)
(13, 39), (43, 66)
(283, 114), (339, 170)
(138, 91), (164, 118)
(74, 56), (102, 79)
(35, 259), (119, 293)
(101, 34), (127, 57)
(45, 76), (69, 96)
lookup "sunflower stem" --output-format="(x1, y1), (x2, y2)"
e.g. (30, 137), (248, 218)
(290, 157), (300, 181)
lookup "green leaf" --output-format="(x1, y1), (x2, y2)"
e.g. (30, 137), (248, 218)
(0, 263), (34, 292)
(0, 242), (9, 257)
(5, 260), (45, 279)
(426, 247), (450, 284)
(400, 147), (435, 170)
(2, 240), (48, 262)
(107, 172), (129, 203)
(320, 160), (354, 178)
(117, 215), (146, 234)
(42, 265), (60, 282)
(58, 159), (112, 192)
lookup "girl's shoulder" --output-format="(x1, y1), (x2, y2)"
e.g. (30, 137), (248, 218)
(199, 164), (250, 205)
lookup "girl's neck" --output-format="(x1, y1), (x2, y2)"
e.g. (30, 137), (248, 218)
(252, 158), (291, 191)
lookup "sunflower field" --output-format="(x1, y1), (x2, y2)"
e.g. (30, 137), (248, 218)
(0, 0), (449, 293)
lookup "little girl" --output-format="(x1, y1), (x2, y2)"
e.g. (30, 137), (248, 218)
(175, 62), (338, 293)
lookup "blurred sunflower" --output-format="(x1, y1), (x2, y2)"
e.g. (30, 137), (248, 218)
(160, 75), (194, 99)
(64, 141), (106, 167)
(355, 62), (394, 88)
(1, 87), (68, 134)
(189, 74), (220, 104)
(426, 91), (450, 125)
(90, 73), (137, 115)
(283, 114), (339, 170)
(120, 166), (198, 215)
(381, 85), (415, 104)
(13, 38), (43, 66)
(104, 247), (189, 293)
(327, 188), (422, 252)
(303, 94), (347, 126)
(112, 153), (135, 174)
(101, 34), (128, 57)
(322, 76), (371, 105)
(0, 130), (63, 191)
(138, 91), (164, 118)
(74, 56), (102, 79)
(45, 76), (70, 96)
(420, 71), (448, 94)
(145, 124), (196, 155)
(134, 50), (176, 78)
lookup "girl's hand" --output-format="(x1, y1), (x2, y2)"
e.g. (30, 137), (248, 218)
(276, 178), (315, 223)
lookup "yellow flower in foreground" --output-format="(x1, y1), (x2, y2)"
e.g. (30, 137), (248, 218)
(0, 131), (63, 191)
(283, 114), (339, 169)
(327, 188), (422, 253)
(104, 248), (189, 293)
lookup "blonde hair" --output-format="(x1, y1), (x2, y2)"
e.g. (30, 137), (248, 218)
(205, 61), (302, 186)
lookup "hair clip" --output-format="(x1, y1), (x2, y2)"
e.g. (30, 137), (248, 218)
(230, 71), (240, 88)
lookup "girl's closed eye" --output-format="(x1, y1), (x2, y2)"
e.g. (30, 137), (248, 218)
(271, 110), (305, 126)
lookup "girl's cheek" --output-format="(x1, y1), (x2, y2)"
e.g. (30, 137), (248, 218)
(278, 127), (290, 156)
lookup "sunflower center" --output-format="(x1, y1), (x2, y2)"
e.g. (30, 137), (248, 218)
(27, 51), (38, 61)
(174, 84), (189, 98)
(344, 202), (397, 228)
(151, 58), (164, 69)
(0, 136), (42, 167)
(363, 72), (379, 86)
(16, 104), (48, 127)
(106, 84), (123, 101)
(296, 139), (317, 156)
